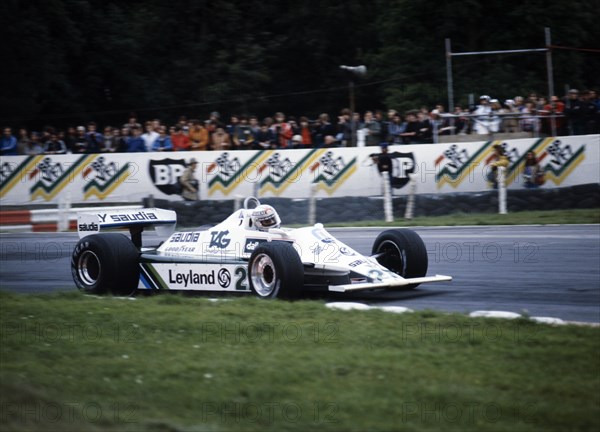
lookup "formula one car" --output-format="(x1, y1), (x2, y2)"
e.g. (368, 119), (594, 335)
(71, 197), (451, 298)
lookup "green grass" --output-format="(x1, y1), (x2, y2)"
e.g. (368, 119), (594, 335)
(1, 292), (599, 431)
(326, 208), (600, 227)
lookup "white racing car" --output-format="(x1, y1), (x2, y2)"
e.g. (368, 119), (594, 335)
(72, 197), (451, 298)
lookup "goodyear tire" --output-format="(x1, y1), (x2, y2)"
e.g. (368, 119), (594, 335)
(248, 241), (303, 299)
(71, 233), (140, 296)
(371, 229), (428, 289)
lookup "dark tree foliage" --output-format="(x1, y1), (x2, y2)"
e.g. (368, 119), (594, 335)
(0, 0), (598, 128)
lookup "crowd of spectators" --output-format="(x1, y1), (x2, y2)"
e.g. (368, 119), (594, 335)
(2, 90), (598, 156)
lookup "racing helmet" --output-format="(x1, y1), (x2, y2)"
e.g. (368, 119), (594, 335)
(251, 204), (281, 231)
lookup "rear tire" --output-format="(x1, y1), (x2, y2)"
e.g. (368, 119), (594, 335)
(71, 233), (140, 296)
(248, 241), (303, 299)
(371, 229), (428, 289)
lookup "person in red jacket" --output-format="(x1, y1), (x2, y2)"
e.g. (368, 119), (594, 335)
(171, 125), (191, 151)
(270, 112), (293, 148)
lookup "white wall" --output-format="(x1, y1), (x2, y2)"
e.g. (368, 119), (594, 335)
(1, 135), (598, 205)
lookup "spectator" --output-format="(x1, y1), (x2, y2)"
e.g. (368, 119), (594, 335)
(542, 96), (566, 136)
(1, 127), (18, 155)
(63, 127), (78, 152)
(226, 115), (240, 137)
(231, 116), (254, 150)
(312, 113), (336, 147)
(126, 126), (146, 152)
(85, 122), (103, 153)
(298, 116), (313, 147)
(180, 158), (199, 201)
(22, 132), (44, 155)
(375, 110), (388, 143)
(564, 89), (586, 135)
(188, 120), (209, 151)
(337, 109), (353, 146)
(291, 135), (303, 149)
(417, 110), (433, 142)
(211, 126), (231, 151)
(152, 126), (173, 151)
(254, 123), (276, 149)
(362, 111), (381, 146)
(370, 143), (393, 188)
(100, 126), (119, 152)
(487, 144), (509, 189)
(73, 126), (88, 153)
(523, 151), (543, 188)
(248, 116), (260, 138)
(501, 100), (520, 133)
(141, 121), (159, 151)
(452, 105), (469, 135)
(43, 133), (67, 154)
(430, 105), (453, 136)
(271, 112), (293, 148)
(520, 101), (539, 134)
(581, 90), (599, 134)
(123, 115), (141, 132)
(323, 135), (341, 147)
(472, 95), (493, 135)
(171, 125), (191, 151)
(16, 128), (31, 155)
(400, 111), (421, 144)
(388, 113), (405, 144)
(115, 128), (129, 152)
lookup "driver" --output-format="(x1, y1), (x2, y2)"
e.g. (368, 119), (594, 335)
(251, 204), (281, 231)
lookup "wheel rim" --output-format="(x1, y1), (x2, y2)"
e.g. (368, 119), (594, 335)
(250, 253), (277, 296)
(78, 250), (101, 286)
(377, 240), (406, 276)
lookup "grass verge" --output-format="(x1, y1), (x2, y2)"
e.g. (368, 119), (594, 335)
(1, 291), (599, 431)
(326, 208), (600, 227)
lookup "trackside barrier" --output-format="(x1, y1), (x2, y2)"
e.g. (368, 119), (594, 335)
(404, 174), (417, 220)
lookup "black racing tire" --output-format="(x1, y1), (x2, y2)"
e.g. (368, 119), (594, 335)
(371, 229), (428, 289)
(248, 241), (303, 300)
(71, 233), (140, 296)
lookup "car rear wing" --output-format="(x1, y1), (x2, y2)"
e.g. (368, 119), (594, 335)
(77, 207), (177, 247)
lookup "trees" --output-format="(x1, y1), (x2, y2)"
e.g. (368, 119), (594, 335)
(1, 0), (598, 128)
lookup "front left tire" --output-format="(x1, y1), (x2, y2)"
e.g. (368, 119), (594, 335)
(248, 241), (303, 299)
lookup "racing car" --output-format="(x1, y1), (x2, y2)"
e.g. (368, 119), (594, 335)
(71, 197), (451, 298)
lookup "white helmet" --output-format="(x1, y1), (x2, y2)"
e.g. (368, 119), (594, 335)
(251, 204), (281, 231)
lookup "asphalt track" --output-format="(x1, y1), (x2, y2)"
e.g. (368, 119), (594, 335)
(1, 225), (599, 322)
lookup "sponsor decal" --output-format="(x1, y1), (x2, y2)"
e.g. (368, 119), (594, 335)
(310, 151), (357, 194)
(217, 268), (232, 288)
(169, 232), (201, 243)
(209, 230), (231, 248)
(98, 211), (159, 223)
(321, 237), (335, 244)
(149, 158), (186, 195)
(29, 155), (93, 201)
(78, 222), (99, 232)
(259, 149), (324, 196)
(82, 156), (130, 200)
(349, 259), (365, 267)
(435, 142), (493, 189)
(168, 269), (216, 287)
(244, 238), (266, 254)
(529, 138), (585, 185)
(339, 246), (356, 256)
(0, 156), (40, 198)
(208, 151), (271, 196)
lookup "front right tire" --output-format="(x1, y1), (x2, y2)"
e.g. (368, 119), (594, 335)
(371, 229), (428, 289)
